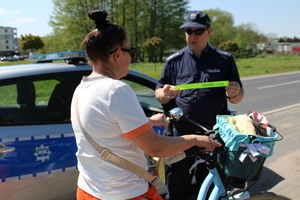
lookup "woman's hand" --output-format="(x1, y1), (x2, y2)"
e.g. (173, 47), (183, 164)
(194, 135), (222, 152)
(149, 113), (169, 127)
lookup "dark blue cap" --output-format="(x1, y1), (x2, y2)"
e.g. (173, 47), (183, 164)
(180, 11), (211, 29)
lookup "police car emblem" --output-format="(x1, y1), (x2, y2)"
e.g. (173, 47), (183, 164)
(34, 144), (51, 162)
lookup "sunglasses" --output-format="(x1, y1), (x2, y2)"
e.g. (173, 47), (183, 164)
(185, 28), (208, 35)
(110, 47), (136, 59)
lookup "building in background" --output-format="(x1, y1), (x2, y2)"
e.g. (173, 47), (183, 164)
(257, 39), (300, 54)
(276, 42), (300, 53)
(0, 26), (19, 56)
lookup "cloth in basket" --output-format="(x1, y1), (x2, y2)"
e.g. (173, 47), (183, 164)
(213, 114), (278, 181)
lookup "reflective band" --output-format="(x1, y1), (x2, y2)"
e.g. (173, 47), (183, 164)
(175, 81), (229, 90)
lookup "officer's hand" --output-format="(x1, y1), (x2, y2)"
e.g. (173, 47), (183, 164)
(162, 84), (181, 100)
(225, 81), (240, 99)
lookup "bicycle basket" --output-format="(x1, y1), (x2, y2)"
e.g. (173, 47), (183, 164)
(213, 114), (279, 181)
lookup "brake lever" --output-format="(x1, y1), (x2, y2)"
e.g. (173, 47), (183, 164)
(189, 159), (206, 174)
(188, 152), (213, 174)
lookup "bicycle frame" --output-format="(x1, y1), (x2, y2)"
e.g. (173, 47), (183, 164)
(191, 158), (250, 200)
(198, 164), (226, 200)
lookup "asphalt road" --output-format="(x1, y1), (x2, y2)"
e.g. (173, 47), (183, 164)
(230, 71), (300, 199)
(248, 105), (300, 199)
(229, 71), (300, 114)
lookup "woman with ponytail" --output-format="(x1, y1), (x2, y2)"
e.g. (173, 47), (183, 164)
(71, 9), (220, 200)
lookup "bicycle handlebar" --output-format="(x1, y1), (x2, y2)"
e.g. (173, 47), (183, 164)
(164, 146), (207, 165)
(164, 151), (186, 165)
(163, 107), (219, 165)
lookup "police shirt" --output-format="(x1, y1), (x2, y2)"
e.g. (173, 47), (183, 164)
(156, 45), (242, 133)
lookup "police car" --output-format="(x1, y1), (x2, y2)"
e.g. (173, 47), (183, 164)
(0, 51), (164, 200)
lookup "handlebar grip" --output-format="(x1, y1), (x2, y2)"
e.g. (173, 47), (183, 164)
(164, 151), (186, 165)
(164, 117), (170, 123)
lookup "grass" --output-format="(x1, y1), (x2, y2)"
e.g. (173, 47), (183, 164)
(1, 54), (300, 79)
(0, 59), (31, 66)
(130, 54), (300, 79)
(236, 54), (300, 77)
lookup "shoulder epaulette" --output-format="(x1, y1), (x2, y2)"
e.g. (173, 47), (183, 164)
(216, 49), (232, 57)
(166, 51), (184, 62)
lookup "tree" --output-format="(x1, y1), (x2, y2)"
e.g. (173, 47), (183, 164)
(279, 36), (300, 42)
(48, 0), (111, 52)
(154, 0), (188, 61)
(235, 23), (267, 51)
(46, 0), (188, 61)
(44, 3), (268, 61)
(219, 40), (239, 55)
(39, 34), (63, 54)
(204, 9), (236, 47)
(143, 36), (163, 62)
(19, 34), (44, 53)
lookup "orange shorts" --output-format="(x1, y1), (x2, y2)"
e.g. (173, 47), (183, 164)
(77, 185), (163, 200)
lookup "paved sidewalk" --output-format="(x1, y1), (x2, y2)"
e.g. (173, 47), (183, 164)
(249, 105), (300, 200)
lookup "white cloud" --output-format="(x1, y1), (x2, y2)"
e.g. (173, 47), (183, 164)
(0, 8), (8, 15)
(12, 9), (21, 13)
(6, 18), (36, 25)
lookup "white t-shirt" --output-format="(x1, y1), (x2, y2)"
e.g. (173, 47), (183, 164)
(71, 76), (152, 200)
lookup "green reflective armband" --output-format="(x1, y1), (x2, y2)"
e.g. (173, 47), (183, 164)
(175, 81), (229, 90)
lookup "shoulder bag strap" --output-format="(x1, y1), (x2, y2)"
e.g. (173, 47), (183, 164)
(74, 93), (161, 186)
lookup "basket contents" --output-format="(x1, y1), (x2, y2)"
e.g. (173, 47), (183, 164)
(213, 111), (279, 181)
(225, 114), (256, 136)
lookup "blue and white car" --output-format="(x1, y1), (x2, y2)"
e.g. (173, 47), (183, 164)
(0, 51), (165, 200)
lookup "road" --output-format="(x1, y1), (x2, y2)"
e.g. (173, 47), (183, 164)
(248, 105), (300, 199)
(229, 71), (300, 114)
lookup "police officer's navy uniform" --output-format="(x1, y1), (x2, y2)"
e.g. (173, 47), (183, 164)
(156, 45), (242, 200)
(157, 45), (242, 135)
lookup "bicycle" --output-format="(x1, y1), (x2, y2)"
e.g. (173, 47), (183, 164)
(163, 107), (290, 200)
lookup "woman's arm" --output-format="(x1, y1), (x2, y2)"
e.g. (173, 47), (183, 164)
(132, 128), (221, 158)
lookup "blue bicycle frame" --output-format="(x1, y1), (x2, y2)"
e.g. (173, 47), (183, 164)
(197, 163), (227, 200)
(190, 158), (250, 200)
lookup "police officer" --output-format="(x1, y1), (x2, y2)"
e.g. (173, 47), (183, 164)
(155, 10), (244, 200)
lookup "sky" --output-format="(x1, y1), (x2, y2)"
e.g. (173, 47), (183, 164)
(0, 0), (300, 38)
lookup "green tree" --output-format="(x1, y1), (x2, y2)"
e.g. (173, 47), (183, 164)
(46, 0), (188, 62)
(20, 34), (44, 53)
(235, 23), (267, 51)
(39, 35), (63, 54)
(204, 9), (236, 47)
(143, 36), (163, 62)
(154, 0), (188, 61)
(48, 0), (108, 52)
(219, 40), (239, 57)
(44, 3), (268, 61)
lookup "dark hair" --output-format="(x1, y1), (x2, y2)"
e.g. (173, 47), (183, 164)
(81, 10), (127, 63)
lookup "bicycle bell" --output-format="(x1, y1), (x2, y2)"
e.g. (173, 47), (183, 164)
(169, 107), (183, 121)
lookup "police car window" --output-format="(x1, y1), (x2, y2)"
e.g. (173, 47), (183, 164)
(0, 70), (86, 126)
(0, 79), (68, 125)
(35, 80), (59, 105)
(122, 80), (163, 116)
(0, 84), (18, 124)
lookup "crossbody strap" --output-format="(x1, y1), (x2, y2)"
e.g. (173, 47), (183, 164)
(74, 93), (160, 185)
